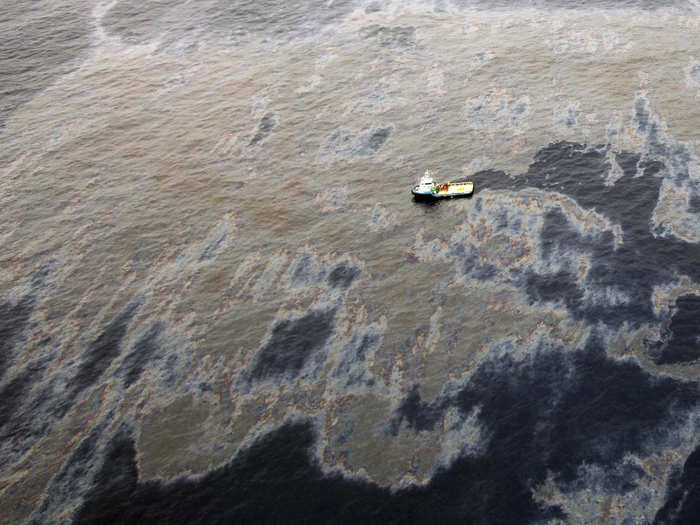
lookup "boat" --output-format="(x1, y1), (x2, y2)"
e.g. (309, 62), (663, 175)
(411, 170), (474, 200)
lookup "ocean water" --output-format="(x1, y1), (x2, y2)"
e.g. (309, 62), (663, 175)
(2, 0), (700, 523)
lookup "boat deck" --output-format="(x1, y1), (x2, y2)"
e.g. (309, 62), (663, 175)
(433, 181), (474, 197)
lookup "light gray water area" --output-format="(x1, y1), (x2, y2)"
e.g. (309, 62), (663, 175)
(2, 1), (700, 523)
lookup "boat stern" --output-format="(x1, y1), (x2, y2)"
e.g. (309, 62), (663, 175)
(411, 186), (434, 200)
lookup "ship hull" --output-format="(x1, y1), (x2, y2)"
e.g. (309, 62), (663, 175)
(411, 181), (474, 199)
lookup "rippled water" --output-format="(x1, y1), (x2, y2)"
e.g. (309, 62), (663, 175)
(3, 1), (700, 523)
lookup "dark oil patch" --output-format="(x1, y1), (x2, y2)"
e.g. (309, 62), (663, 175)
(0, 359), (46, 433)
(75, 419), (564, 525)
(392, 335), (698, 504)
(355, 127), (392, 157)
(390, 385), (444, 434)
(249, 309), (336, 381)
(75, 421), (391, 525)
(0, 376), (63, 469)
(688, 193), (700, 213)
(635, 96), (651, 134)
(470, 141), (700, 329)
(74, 426), (140, 525)
(248, 113), (275, 147)
(651, 295), (700, 364)
(615, 150), (642, 178)
(32, 415), (113, 523)
(655, 445), (700, 524)
(118, 322), (164, 388)
(0, 294), (34, 380)
(523, 270), (585, 316)
(68, 301), (141, 401)
(327, 262), (360, 290)
(366, 127), (391, 152)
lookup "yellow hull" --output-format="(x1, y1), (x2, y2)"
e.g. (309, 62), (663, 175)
(432, 181), (474, 198)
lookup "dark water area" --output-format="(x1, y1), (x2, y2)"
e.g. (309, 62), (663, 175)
(469, 137), (700, 368)
(654, 295), (700, 364)
(656, 446), (700, 523)
(74, 336), (699, 524)
(0, 294), (34, 380)
(248, 308), (338, 382)
(470, 141), (696, 328)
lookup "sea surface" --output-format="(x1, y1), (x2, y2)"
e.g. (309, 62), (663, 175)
(2, 1), (700, 523)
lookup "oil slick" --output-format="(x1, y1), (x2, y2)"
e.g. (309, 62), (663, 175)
(3, 0), (700, 523)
